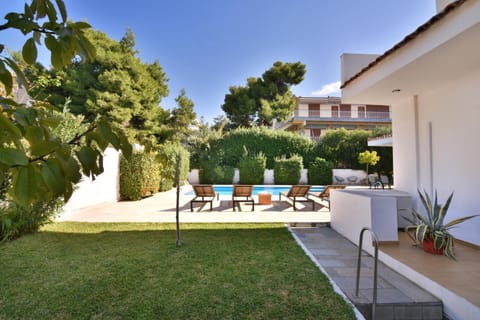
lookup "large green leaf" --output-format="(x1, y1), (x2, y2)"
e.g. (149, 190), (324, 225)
(0, 148), (29, 166)
(55, 0), (67, 22)
(0, 60), (13, 94)
(10, 165), (39, 207)
(41, 159), (65, 194)
(29, 139), (60, 157)
(0, 112), (22, 140)
(76, 146), (98, 177)
(22, 38), (38, 65)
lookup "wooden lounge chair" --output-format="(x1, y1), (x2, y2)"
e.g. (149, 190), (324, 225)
(308, 185), (346, 209)
(279, 185), (314, 211)
(190, 185), (218, 212)
(232, 185), (254, 211)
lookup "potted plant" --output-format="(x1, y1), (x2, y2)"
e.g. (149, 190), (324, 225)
(404, 189), (479, 259)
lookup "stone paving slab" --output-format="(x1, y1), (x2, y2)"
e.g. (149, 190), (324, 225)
(290, 227), (443, 320)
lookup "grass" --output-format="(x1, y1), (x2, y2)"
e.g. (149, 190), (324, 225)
(0, 222), (355, 319)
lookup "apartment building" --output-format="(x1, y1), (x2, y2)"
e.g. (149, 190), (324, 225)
(274, 96), (391, 140)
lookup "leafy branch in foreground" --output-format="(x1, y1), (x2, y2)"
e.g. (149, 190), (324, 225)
(1, 1), (132, 208)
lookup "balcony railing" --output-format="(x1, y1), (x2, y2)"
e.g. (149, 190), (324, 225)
(294, 110), (391, 120)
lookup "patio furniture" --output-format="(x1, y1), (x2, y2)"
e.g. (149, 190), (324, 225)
(308, 185), (346, 209)
(380, 174), (392, 189)
(232, 185), (255, 211)
(190, 185), (218, 212)
(258, 192), (272, 205)
(368, 174), (383, 189)
(279, 185), (314, 211)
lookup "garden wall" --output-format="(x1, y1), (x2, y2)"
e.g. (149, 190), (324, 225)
(62, 148), (120, 213)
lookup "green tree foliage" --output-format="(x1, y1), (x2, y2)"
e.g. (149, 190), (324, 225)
(0, 1), (132, 209)
(222, 61), (306, 128)
(317, 128), (393, 173)
(358, 150), (380, 175)
(317, 128), (371, 169)
(156, 143), (190, 191)
(170, 88), (197, 141)
(274, 155), (303, 185)
(23, 28), (171, 144)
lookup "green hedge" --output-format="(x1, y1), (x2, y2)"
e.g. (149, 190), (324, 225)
(201, 127), (315, 170)
(308, 157), (334, 185)
(198, 147), (235, 184)
(120, 151), (161, 200)
(239, 152), (266, 185)
(274, 155), (303, 185)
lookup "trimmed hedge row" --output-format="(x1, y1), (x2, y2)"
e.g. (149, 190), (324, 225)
(205, 127), (316, 169)
(308, 157), (334, 185)
(274, 155), (303, 185)
(239, 152), (266, 185)
(119, 144), (190, 200)
(120, 151), (161, 201)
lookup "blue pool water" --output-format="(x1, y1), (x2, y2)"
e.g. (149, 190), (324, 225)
(186, 185), (324, 197)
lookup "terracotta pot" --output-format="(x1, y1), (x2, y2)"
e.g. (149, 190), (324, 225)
(422, 239), (444, 255)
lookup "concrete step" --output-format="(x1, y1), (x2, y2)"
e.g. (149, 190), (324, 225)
(291, 227), (443, 320)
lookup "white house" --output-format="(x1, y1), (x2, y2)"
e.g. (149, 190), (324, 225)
(341, 0), (480, 247)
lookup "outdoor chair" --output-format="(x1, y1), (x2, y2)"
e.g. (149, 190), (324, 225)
(308, 185), (346, 209)
(232, 185), (255, 211)
(368, 173), (383, 189)
(190, 185), (218, 212)
(279, 185), (314, 211)
(380, 174), (392, 189)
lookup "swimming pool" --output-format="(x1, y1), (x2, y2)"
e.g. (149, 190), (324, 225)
(186, 185), (324, 197)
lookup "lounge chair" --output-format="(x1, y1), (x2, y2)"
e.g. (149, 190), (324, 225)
(232, 185), (254, 211)
(279, 185), (314, 211)
(190, 185), (218, 212)
(308, 185), (346, 209)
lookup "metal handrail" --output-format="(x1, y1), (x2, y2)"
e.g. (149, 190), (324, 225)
(355, 227), (379, 320)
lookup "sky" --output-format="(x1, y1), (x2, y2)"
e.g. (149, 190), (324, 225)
(2, 0), (436, 124)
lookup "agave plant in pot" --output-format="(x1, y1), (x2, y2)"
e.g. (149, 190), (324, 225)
(404, 189), (479, 259)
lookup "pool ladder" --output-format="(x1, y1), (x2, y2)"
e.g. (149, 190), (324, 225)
(355, 227), (379, 320)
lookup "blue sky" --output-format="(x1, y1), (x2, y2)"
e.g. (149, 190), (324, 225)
(2, 1), (436, 123)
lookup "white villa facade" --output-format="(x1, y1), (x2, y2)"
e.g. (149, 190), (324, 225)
(341, 0), (480, 247)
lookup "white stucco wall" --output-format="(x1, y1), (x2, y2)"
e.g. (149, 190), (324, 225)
(393, 69), (480, 245)
(63, 147), (120, 212)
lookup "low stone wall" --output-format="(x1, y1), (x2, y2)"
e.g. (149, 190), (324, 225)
(332, 169), (367, 185)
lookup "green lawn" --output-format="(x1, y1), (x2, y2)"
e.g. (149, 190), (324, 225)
(0, 223), (355, 319)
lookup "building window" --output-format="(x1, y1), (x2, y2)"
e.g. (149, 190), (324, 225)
(308, 104), (320, 117)
(358, 106), (366, 118)
(331, 105), (339, 117)
(310, 129), (321, 140)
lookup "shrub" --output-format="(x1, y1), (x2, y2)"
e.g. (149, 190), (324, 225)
(120, 151), (161, 200)
(308, 157), (334, 185)
(156, 143), (190, 191)
(199, 127), (315, 169)
(198, 147), (234, 184)
(274, 155), (303, 185)
(238, 151), (266, 185)
(1, 198), (63, 242)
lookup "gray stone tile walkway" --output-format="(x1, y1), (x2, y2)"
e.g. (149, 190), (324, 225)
(290, 227), (443, 320)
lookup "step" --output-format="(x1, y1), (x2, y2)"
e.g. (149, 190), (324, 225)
(291, 227), (443, 320)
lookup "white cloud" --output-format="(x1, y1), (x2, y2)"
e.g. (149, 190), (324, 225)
(312, 81), (341, 96)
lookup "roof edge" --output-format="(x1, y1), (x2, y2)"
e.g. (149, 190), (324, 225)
(340, 0), (468, 89)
